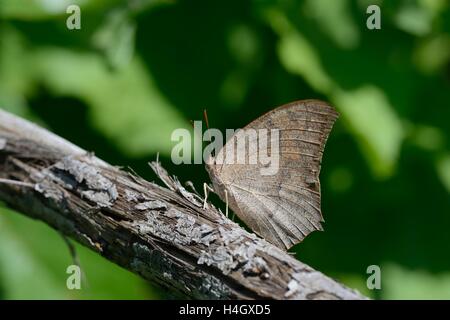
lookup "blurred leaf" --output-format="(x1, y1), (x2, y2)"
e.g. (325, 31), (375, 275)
(227, 24), (260, 65)
(304, 0), (360, 49)
(413, 35), (450, 74)
(1, 0), (86, 20)
(33, 48), (188, 156)
(0, 206), (154, 299)
(92, 9), (136, 70)
(267, 10), (405, 178)
(0, 214), (66, 299)
(328, 166), (354, 193)
(277, 31), (334, 93)
(394, 3), (433, 36)
(409, 124), (445, 151)
(436, 153), (450, 193)
(219, 24), (261, 108)
(0, 25), (34, 115)
(334, 86), (405, 178)
(382, 264), (450, 299)
(0, 0), (123, 20)
(220, 69), (251, 108)
(270, 10), (334, 93)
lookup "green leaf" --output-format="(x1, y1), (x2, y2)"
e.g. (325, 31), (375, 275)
(0, 214), (66, 299)
(436, 153), (450, 194)
(304, 0), (360, 49)
(33, 48), (188, 156)
(0, 26), (34, 116)
(382, 264), (450, 299)
(1, 0), (85, 20)
(394, 3), (433, 36)
(92, 9), (137, 70)
(334, 86), (405, 178)
(0, 206), (155, 299)
(269, 10), (334, 94)
(413, 35), (450, 74)
(0, 0), (121, 20)
(267, 10), (405, 178)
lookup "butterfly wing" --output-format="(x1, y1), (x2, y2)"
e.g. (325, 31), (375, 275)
(206, 100), (338, 250)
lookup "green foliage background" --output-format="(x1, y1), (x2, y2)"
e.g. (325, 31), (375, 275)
(0, 0), (449, 299)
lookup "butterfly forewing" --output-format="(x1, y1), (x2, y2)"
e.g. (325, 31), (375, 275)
(206, 100), (339, 250)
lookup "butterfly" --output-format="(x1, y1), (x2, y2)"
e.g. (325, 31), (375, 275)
(205, 100), (339, 250)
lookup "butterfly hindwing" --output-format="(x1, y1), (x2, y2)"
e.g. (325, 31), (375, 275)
(206, 100), (338, 250)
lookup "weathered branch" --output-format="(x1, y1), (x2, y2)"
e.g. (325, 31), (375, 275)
(0, 109), (365, 300)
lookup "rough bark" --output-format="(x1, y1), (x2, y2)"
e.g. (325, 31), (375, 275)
(0, 109), (366, 300)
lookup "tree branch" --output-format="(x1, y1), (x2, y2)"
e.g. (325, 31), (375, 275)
(0, 109), (366, 300)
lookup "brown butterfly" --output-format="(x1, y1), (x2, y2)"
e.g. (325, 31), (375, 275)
(205, 100), (339, 250)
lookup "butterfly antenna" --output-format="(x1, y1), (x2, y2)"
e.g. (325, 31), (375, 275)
(203, 109), (215, 158)
(203, 109), (210, 130)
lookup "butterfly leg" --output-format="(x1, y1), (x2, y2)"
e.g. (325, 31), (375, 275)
(203, 183), (208, 209)
(225, 189), (229, 218)
(203, 183), (214, 209)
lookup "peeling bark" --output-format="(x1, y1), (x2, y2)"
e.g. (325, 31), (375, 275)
(0, 109), (366, 300)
